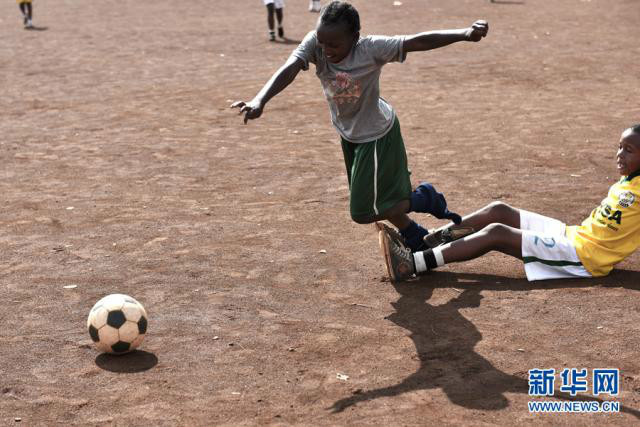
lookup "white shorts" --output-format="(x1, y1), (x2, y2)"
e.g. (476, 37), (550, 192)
(519, 209), (592, 281)
(263, 0), (284, 8)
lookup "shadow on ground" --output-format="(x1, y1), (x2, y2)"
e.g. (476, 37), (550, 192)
(330, 269), (640, 417)
(95, 350), (158, 373)
(490, 0), (525, 4)
(272, 37), (301, 45)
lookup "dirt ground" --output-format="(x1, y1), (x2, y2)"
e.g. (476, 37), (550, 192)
(2, 0), (640, 425)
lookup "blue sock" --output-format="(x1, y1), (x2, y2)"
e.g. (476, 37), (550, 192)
(409, 183), (462, 224)
(399, 221), (429, 252)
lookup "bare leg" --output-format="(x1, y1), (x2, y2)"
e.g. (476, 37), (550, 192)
(19, 2), (27, 19)
(374, 200), (520, 236)
(441, 223), (523, 262)
(374, 200), (520, 230)
(351, 199), (411, 227)
(443, 201), (521, 232)
(376, 199), (411, 230)
(275, 7), (284, 38)
(377, 199), (429, 252)
(266, 3), (275, 32)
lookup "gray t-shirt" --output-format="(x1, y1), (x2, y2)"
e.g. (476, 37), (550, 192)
(291, 31), (406, 143)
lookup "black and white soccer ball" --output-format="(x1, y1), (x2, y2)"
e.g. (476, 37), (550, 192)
(87, 294), (148, 354)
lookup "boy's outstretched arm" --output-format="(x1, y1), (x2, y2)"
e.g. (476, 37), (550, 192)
(403, 20), (488, 54)
(231, 56), (305, 124)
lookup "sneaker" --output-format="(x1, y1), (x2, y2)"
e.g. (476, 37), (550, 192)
(26, 19), (33, 29)
(378, 224), (415, 282)
(375, 222), (406, 247)
(23, 15), (28, 26)
(423, 226), (475, 249)
(269, 31), (276, 41)
(277, 26), (284, 38)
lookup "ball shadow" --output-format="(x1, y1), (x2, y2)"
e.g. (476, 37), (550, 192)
(95, 350), (158, 373)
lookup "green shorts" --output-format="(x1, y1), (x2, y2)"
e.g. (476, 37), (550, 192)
(341, 118), (412, 221)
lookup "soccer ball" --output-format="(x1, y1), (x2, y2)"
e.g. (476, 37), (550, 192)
(87, 294), (148, 354)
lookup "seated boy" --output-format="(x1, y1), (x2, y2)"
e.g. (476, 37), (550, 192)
(379, 124), (640, 282)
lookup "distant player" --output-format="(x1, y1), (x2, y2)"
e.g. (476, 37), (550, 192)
(18, 0), (33, 29)
(263, 0), (285, 41)
(232, 1), (488, 254)
(309, 0), (321, 12)
(380, 125), (640, 282)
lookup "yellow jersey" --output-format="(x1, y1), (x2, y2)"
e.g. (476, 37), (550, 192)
(566, 171), (640, 276)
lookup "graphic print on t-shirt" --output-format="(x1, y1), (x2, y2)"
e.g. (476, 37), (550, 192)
(324, 72), (362, 105)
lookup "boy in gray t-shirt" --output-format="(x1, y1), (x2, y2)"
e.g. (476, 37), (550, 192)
(291, 31), (405, 144)
(232, 1), (488, 253)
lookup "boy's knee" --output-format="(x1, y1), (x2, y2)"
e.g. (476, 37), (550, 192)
(484, 222), (513, 243)
(351, 213), (374, 224)
(486, 201), (517, 220)
(484, 222), (508, 236)
(482, 222), (520, 255)
(486, 201), (511, 212)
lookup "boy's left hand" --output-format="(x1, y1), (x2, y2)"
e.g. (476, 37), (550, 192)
(465, 20), (489, 42)
(230, 99), (264, 124)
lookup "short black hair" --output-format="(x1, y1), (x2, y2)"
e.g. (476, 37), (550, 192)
(631, 124), (640, 135)
(320, 1), (360, 35)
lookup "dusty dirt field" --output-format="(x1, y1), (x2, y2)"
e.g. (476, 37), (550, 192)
(2, 0), (640, 425)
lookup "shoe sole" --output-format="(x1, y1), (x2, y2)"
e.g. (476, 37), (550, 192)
(448, 226), (475, 239)
(378, 229), (398, 282)
(423, 226), (475, 248)
(374, 221), (405, 246)
(375, 222), (416, 282)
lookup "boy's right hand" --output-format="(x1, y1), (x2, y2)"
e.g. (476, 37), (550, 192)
(465, 20), (489, 42)
(231, 100), (264, 124)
